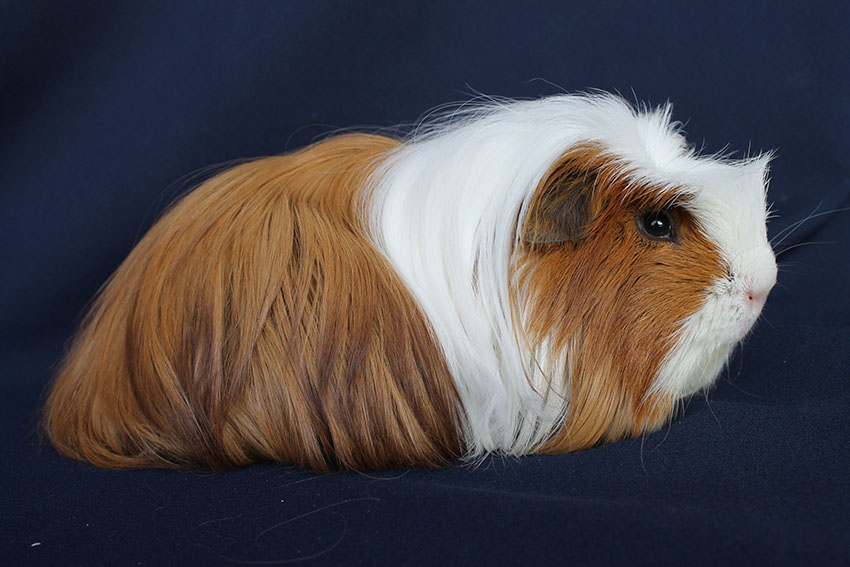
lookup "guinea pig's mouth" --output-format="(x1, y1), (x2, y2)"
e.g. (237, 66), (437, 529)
(672, 284), (775, 398)
(733, 279), (776, 342)
(706, 271), (775, 343)
(721, 248), (778, 341)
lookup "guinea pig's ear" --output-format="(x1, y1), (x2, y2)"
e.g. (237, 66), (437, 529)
(522, 156), (596, 244)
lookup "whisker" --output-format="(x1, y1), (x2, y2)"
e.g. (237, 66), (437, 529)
(721, 376), (763, 400)
(775, 240), (834, 257)
(775, 268), (805, 276)
(704, 392), (722, 428)
(769, 202), (822, 247)
(771, 205), (849, 248)
(759, 313), (776, 330)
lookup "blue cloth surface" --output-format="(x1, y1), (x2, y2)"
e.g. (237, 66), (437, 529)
(2, 2), (848, 565)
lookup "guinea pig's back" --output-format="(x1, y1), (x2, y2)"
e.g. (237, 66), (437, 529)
(43, 134), (464, 472)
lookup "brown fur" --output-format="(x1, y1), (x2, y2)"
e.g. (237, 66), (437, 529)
(43, 134), (464, 472)
(45, 135), (726, 472)
(515, 145), (725, 452)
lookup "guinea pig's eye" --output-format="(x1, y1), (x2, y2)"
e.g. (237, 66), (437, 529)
(637, 210), (676, 242)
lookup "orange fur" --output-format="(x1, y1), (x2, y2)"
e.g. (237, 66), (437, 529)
(43, 134), (463, 471)
(44, 136), (730, 472)
(515, 146), (724, 452)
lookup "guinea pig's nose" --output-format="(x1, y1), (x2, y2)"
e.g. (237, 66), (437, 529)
(737, 246), (777, 311)
(744, 252), (776, 310)
(746, 286), (770, 307)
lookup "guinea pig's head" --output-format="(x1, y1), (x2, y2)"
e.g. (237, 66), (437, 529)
(514, 140), (776, 452)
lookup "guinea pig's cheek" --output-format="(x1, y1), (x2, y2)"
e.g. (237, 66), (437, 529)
(656, 266), (775, 399)
(650, 287), (741, 399)
(711, 287), (756, 343)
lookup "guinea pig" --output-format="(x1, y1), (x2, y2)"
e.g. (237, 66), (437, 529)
(43, 93), (777, 472)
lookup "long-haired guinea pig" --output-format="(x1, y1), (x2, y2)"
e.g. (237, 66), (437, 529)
(43, 94), (777, 471)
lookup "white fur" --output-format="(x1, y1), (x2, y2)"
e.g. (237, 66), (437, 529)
(652, 158), (777, 398)
(364, 94), (775, 456)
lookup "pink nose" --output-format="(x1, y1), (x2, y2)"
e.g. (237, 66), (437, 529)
(745, 284), (772, 307)
(736, 246), (777, 313)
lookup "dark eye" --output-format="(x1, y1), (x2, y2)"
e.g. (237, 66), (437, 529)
(638, 210), (676, 241)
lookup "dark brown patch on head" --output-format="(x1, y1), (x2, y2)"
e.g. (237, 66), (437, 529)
(515, 145), (725, 452)
(523, 159), (593, 244)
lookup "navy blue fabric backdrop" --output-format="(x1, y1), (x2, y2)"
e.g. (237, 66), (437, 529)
(2, 1), (849, 565)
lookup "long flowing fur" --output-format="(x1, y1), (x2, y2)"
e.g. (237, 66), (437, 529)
(367, 95), (773, 456)
(44, 134), (463, 471)
(44, 94), (776, 471)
